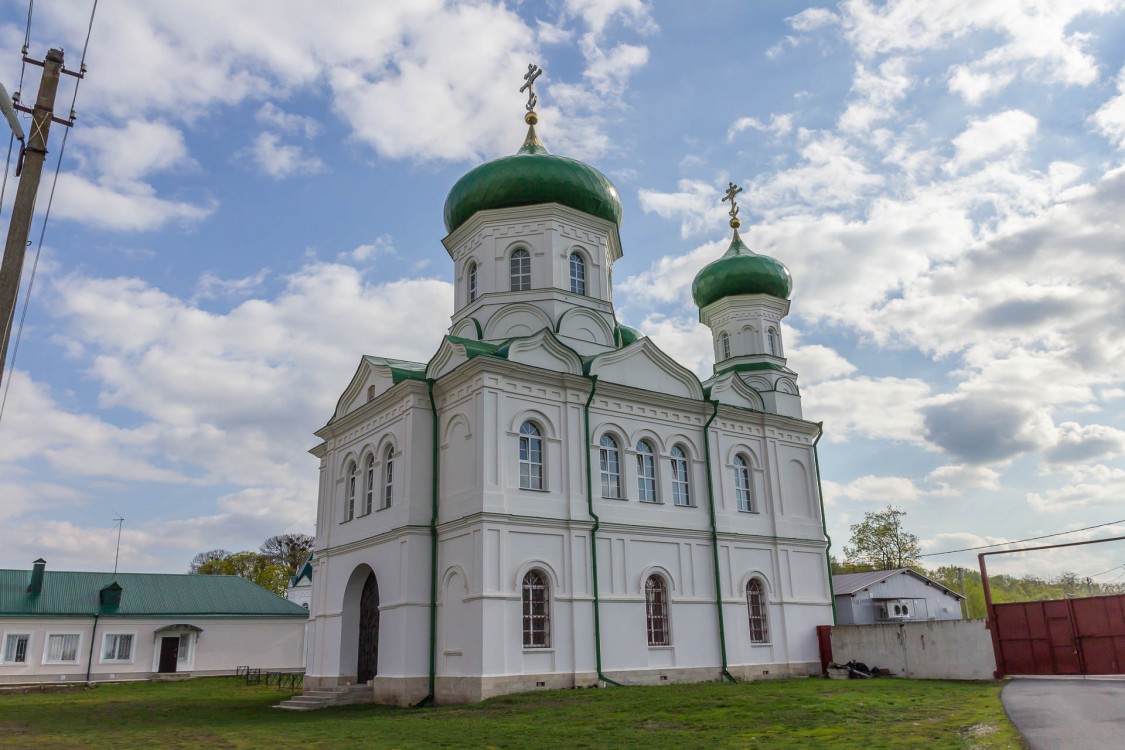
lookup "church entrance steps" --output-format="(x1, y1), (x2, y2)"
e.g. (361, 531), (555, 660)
(274, 683), (373, 711)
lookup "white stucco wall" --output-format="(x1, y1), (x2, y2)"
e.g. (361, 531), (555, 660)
(0, 616), (306, 684)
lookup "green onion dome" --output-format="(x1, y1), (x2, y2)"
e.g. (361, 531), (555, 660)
(692, 231), (792, 307)
(443, 123), (623, 234)
(615, 324), (642, 347)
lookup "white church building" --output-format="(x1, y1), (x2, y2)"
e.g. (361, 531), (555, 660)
(303, 78), (834, 705)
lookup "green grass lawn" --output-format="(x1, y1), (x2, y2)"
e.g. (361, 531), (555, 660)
(0, 676), (1022, 750)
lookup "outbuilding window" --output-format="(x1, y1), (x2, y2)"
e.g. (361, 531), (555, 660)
(2, 634), (29, 664)
(522, 570), (550, 648)
(44, 634), (80, 664)
(102, 633), (134, 662)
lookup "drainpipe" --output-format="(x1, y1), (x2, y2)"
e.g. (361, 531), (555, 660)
(812, 423), (837, 624)
(581, 375), (622, 687)
(415, 379), (440, 707)
(84, 614), (99, 683)
(702, 399), (737, 683)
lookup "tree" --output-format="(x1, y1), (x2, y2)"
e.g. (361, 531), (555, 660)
(843, 506), (921, 571)
(260, 533), (314, 578)
(196, 551), (289, 595)
(189, 549), (231, 573)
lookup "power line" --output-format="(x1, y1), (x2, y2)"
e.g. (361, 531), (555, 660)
(920, 517), (1125, 558)
(1088, 563), (1125, 579)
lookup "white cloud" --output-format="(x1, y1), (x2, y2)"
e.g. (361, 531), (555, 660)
(247, 132), (325, 178)
(72, 120), (195, 184)
(925, 464), (1002, 496)
(838, 58), (913, 133)
(727, 113), (793, 142)
(255, 102), (321, 138)
(823, 475), (921, 506)
(788, 7), (840, 32)
(1090, 65), (1125, 148)
(784, 343), (857, 385)
(947, 65), (1016, 105)
(947, 110), (1038, 172)
(48, 173), (215, 232)
(803, 376), (932, 444)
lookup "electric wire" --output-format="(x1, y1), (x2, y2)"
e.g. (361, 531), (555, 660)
(1088, 563), (1125, 579)
(0, 0), (99, 423)
(919, 517), (1125, 557)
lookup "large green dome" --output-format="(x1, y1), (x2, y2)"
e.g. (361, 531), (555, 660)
(692, 233), (792, 307)
(443, 134), (622, 234)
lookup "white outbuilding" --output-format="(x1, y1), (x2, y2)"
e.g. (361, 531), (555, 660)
(303, 96), (834, 705)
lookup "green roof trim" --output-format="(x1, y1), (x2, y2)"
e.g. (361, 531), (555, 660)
(362, 356), (427, 383)
(692, 232), (792, 307)
(447, 335), (505, 360)
(714, 360), (796, 376)
(0, 569), (309, 618)
(443, 139), (623, 234)
(615, 324), (642, 348)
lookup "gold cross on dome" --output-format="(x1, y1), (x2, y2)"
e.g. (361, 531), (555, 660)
(722, 182), (742, 220)
(521, 63), (543, 112)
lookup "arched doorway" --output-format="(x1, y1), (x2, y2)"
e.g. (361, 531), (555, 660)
(357, 572), (380, 683)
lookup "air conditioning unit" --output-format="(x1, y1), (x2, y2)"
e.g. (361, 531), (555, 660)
(877, 599), (913, 620)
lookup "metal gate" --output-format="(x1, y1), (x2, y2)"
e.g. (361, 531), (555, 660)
(991, 594), (1125, 677)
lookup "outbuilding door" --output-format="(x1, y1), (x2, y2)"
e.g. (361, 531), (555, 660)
(357, 572), (380, 683)
(158, 636), (179, 673)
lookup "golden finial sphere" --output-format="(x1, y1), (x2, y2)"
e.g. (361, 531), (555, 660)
(730, 217), (741, 229)
(525, 111), (539, 125)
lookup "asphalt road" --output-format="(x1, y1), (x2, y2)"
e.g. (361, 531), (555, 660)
(1001, 678), (1125, 750)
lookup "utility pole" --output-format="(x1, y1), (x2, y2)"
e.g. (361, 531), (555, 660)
(0, 48), (65, 391)
(958, 567), (968, 619)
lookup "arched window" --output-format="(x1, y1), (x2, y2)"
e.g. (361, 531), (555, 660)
(670, 445), (690, 506)
(767, 328), (778, 356)
(519, 421), (543, 490)
(345, 460), (357, 521)
(382, 445), (394, 509)
(362, 454), (375, 515)
(645, 575), (670, 646)
(746, 579), (769, 643)
(522, 570), (550, 648)
(734, 454), (754, 512)
(719, 331), (731, 360)
(510, 248), (531, 291)
(636, 440), (657, 503)
(569, 252), (586, 295)
(468, 261), (478, 302)
(599, 434), (621, 499)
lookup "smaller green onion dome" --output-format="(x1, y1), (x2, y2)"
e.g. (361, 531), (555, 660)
(692, 231), (792, 307)
(443, 124), (623, 234)
(615, 324), (642, 347)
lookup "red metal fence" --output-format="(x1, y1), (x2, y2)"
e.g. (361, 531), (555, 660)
(992, 595), (1125, 676)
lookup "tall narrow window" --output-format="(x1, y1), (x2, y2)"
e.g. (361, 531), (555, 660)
(670, 445), (690, 506)
(510, 248), (531, 291)
(767, 328), (778, 355)
(519, 421), (543, 490)
(522, 570), (550, 648)
(599, 434), (622, 498)
(719, 331), (731, 360)
(734, 455), (753, 512)
(636, 440), (657, 502)
(646, 575), (670, 646)
(569, 252), (586, 295)
(345, 460), (357, 521)
(382, 445), (394, 509)
(363, 454), (375, 515)
(747, 579), (769, 643)
(468, 262), (478, 302)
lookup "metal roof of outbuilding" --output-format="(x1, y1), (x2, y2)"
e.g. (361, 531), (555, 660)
(0, 568), (310, 618)
(832, 568), (964, 599)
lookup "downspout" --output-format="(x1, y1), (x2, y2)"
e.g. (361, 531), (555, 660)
(84, 613), (99, 683)
(812, 422), (837, 624)
(415, 379), (440, 707)
(702, 399), (737, 683)
(581, 374), (622, 687)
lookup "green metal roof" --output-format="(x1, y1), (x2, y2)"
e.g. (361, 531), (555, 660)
(443, 134), (623, 234)
(692, 232), (792, 307)
(714, 361), (796, 376)
(362, 356), (427, 383)
(0, 569), (309, 618)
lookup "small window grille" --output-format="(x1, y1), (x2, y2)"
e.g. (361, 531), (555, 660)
(522, 570), (550, 648)
(3, 634), (29, 663)
(646, 576), (670, 646)
(747, 579), (769, 643)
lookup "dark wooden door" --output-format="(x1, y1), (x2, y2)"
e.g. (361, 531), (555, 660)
(357, 572), (380, 683)
(158, 637), (179, 673)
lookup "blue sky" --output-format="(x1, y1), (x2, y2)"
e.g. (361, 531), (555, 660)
(1, 0), (1124, 582)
